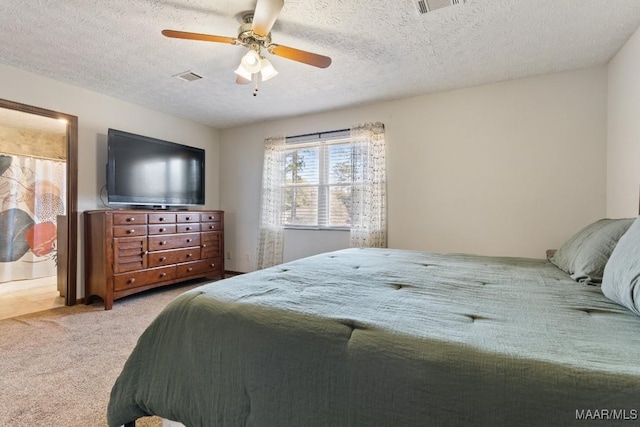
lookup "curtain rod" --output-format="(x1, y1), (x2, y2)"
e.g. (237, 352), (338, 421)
(287, 128), (350, 142)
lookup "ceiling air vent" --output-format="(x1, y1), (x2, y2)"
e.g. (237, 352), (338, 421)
(416, 0), (464, 14)
(172, 71), (203, 82)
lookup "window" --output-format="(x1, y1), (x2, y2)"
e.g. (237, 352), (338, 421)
(257, 122), (386, 269)
(282, 130), (355, 229)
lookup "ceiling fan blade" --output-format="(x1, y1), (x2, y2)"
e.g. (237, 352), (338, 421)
(268, 44), (332, 68)
(162, 29), (237, 44)
(252, 0), (284, 37)
(236, 75), (251, 85)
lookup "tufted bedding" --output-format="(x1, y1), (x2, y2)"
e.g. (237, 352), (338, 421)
(108, 248), (640, 427)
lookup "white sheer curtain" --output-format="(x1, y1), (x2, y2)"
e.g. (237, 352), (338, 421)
(350, 122), (387, 248)
(257, 136), (286, 269)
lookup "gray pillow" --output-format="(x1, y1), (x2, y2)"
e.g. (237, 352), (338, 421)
(550, 218), (634, 284)
(602, 217), (640, 315)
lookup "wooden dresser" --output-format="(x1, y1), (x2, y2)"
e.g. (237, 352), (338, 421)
(84, 209), (224, 309)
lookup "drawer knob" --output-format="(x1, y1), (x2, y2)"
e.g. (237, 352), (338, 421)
(160, 273), (167, 278)
(187, 253), (192, 258)
(127, 217), (135, 222)
(186, 238), (192, 243)
(159, 217), (165, 221)
(202, 244), (207, 248)
(127, 278), (136, 284)
(160, 241), (167, 245)
(159, 228), (165, 232)
(186, 216), (191, 221)
(209, 216), (214, 220)
(210, 263), (215, 268)
(160, 257), (166, 261)
(187, 267), (193, 272)
(210, 225), (215, 230)
(128, 229), (135, 234)
(186, 227), (192, 231)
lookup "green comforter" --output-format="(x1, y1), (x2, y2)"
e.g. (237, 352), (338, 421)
(108, 248), (640, 426)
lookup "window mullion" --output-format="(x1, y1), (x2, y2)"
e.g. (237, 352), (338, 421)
(318, 143), (328, 227)
(291, 151), (297, 223)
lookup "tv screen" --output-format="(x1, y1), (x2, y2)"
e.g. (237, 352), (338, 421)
(107, 129), (205, 207)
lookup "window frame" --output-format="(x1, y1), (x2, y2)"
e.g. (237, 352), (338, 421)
(282, 129), (353, 231)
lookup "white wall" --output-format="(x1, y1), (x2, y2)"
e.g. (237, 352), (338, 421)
(221, 66), (608, 272)
(0, 63), (221, 297)
(607, 26), (640, 217)
(283, 230), (350, 264)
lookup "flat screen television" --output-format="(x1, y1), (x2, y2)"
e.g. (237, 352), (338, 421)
(107, 129), (205, 208)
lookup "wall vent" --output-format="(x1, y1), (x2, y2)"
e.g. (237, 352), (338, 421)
(173, 71), (203, 82)
(416, 0), (464, 14)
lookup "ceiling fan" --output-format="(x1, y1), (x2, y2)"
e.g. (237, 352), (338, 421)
(162, 0), (332, 94)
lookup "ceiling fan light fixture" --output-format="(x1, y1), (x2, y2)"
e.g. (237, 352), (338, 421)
(234, 64), (253, 81)
(241, 50), (262, 73)
(260, 57), (278, 81)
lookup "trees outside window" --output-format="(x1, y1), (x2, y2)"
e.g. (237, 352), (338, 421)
(282, 137), (356, 229)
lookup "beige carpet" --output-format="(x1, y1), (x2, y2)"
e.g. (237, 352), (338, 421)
(0, 281), (207, 427)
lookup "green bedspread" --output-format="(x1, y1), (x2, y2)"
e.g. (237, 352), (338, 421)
(108, 248), (640, 426)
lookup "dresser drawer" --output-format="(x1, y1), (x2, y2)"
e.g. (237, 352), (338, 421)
(113, 213), (147, 225)
(114, 266), (177, 291)
(148, 248), (201, 267)
(177, 213), (199, 223)
(201, 212), (222, 222)
(148, 224), (177, 235)
(113, 224), (147, 237)
(177, 257), (223, 278)
(148, 233), (200, 251)
(203, 257), (223, 273)
(202, 222), (222, 232)
(177, 223), (200, 233)
(148, 213), (176, 224)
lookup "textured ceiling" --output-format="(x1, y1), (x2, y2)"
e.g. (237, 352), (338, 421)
(0, 0), (639, 129)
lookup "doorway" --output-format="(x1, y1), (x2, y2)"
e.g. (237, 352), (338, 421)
(0, 99), (78, 318)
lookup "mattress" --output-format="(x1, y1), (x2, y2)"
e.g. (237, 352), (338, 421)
(108, 248), (640, 426)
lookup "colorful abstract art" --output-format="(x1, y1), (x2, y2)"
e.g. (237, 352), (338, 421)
(0, 154), (66, 283)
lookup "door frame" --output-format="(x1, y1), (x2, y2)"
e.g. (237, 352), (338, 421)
(0, 98), (78, 305)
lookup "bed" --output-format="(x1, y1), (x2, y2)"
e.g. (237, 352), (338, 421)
(108, 218), (640, 427)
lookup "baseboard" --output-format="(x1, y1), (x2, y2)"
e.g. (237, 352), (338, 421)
(224, 270), (245, 276)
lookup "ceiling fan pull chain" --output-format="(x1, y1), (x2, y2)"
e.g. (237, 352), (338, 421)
(253, 80), (259, 96)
